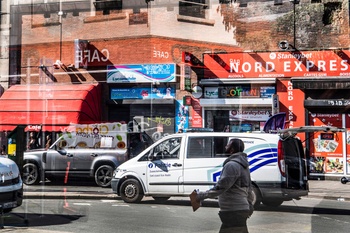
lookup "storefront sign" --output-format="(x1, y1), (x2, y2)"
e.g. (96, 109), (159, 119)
(229, 110), (270, 121)
(219, 86), (260, 98)
(204, 50), (350, 78)
(111, 87), (175, 99)
(277, 80), (305, 130)
(107, 64), (176, 83)
(260, 86), (275, 98)
(204, 87), (219, 98)
(205, 86), (275, 98)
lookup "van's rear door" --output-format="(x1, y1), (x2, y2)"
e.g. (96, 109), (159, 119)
(280, 136), (308, 196)
(279, 126), (345, 196)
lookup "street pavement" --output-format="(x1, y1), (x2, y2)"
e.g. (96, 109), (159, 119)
(22, 177), (350, 202)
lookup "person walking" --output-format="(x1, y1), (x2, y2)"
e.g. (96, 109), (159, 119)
(45, 135), (52, 149)
(195, 138), (254, 233)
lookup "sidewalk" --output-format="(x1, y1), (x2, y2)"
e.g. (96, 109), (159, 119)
(22, 179), (350, 201)
(307, 179), (350, 201)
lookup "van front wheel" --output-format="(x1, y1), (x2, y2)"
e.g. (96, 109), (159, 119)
(120, 179), (144, 203)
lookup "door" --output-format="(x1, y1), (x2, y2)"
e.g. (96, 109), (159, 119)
(279, 126), (345, 195)
(146, 136), (183, 194)
(44, 149), (74, 175)
(183, 136), (228, 194)
(281, 137), (308, 192)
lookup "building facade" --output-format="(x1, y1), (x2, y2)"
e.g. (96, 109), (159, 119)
(0, 0), (350, 177)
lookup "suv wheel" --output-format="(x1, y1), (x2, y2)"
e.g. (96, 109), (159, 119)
(23, 163), (40, 185)
(120, 179), (144, 203)
(94, 165), (114, 187)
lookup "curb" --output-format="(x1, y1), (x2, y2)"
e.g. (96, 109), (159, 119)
(23, 192), (350, 202)
(23, 192), (118, 200)
(306, 195), (350, 202)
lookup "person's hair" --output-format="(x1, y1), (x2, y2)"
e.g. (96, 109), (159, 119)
(226, 138), (245, 153)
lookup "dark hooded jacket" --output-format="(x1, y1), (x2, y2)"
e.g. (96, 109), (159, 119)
(197, 152), (253, 211)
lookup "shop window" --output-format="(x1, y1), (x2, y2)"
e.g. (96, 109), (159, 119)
(179, 0), (208, 19)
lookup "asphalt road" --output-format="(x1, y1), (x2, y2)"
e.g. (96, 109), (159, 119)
(3, 196), (350, 233)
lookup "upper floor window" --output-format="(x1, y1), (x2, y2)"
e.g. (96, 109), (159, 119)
(94, 0), (123, 15)
(179, 0), (208, 19)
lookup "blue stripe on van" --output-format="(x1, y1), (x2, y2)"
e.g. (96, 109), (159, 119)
(250, 158), (278, 173)
(245, 144), (278, 173)
(211, 143), (278, 181)
(248, 148), (277, 159)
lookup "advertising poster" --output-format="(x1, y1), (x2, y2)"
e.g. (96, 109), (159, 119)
(175, 100), (189, 133)
(345, 115), (350, 174)
(111, 86), (175, 99)
(191, 98), (203, 128)
(308, 113), (343, 174)
(107, 64), (176, 83)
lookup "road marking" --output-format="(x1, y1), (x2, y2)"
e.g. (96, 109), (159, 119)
(72, 203), (91, 206)
(101, 200), (121, 203)
(112, 204), (130, 207)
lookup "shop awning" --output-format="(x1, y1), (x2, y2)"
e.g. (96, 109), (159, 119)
(291, 77), (350, 89)
(0, 84), (101, 132)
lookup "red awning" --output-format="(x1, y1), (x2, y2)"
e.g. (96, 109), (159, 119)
(0, 84), (101, 132)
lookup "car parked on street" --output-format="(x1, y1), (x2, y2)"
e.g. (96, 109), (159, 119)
(0, 156), (23, 213)
(23, 122), (153, 187)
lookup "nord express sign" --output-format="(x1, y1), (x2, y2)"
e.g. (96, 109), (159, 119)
(204, 50), (350, 78)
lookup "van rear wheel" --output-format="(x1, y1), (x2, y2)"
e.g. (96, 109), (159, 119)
(251, 186), (261, 208)
(120, 179), (144, 203)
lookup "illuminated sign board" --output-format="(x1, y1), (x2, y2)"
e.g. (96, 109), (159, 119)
(107, 64), (176, 83)
(204, 50), (350, 78)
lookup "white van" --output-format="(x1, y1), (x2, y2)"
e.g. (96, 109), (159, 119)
(111, 127), (343, 207)
(0, 156), (23, 213)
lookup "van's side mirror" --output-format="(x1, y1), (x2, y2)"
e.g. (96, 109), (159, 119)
(148, 153), (155, 161)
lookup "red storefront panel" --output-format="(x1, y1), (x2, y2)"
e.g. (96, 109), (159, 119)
(308, 113), (344, 174)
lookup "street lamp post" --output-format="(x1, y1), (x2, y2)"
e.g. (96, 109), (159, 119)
(58, 10), (63, 61)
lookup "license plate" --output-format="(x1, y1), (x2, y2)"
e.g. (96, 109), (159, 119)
(0, 201), (17, 209)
